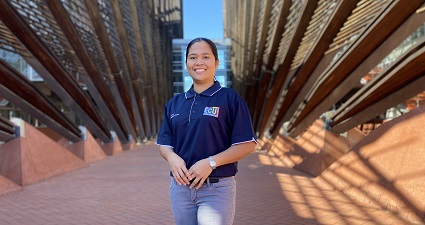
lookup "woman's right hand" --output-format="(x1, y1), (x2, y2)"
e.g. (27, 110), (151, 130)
(167, 152), (192, 185)
(159, 145), (192, 185)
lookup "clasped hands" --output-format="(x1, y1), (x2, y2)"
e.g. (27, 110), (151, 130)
(168, 154), (212, 189)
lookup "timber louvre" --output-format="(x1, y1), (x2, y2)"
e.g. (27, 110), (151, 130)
(224, 0), (425, 138)
(0, 0), (179, 143)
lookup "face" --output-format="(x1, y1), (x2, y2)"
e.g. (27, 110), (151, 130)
(186, 41), (219, 85)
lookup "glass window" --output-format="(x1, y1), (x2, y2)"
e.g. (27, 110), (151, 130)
(173, 85), (184, 94)
(217, 50), (225, 70)
(173, 63), (183, 70)
(173, 51), (182, 61)
(173, 72), (183, 82)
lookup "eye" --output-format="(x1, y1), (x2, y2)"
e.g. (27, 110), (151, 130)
(204, 56), (210, 59)
(189, 56), (196, 60)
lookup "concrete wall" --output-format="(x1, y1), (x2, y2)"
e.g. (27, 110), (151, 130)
(0, 119), (88, 186)
(316, 104), (425, 222)
(0, 118), (135, 193)
(260, 104), (425, 222)
(261, 118), (365, 176)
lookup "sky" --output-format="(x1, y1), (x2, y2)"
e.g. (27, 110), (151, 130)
(182, 0), (224, 40)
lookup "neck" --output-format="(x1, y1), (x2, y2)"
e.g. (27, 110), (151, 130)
(194, 80), (214, 93)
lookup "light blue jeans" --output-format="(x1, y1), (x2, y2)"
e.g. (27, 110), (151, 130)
(169, 177), (236, 225)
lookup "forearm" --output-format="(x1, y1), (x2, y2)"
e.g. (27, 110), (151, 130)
(213, 141), (256, 167)
(159, 145), (175, 161)
(187, 141), (256, 189)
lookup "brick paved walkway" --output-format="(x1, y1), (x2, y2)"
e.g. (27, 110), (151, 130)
(0, 142), (421, 225)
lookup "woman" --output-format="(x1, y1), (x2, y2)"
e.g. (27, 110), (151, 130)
(156, 37), (257, 225)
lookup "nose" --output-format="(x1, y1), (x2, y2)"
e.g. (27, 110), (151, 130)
(195, 60), (204, 65)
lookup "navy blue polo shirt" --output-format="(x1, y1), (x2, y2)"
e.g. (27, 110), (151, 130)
(156, 81), (257, 177)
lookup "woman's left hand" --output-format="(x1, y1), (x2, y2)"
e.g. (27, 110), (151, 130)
(188, 158), (213, 189)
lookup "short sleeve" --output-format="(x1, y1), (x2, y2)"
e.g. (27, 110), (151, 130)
(156, 104), (173, 147)
(230, 96), (257, 146)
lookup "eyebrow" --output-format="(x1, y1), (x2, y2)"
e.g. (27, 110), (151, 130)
(188, 52), (213, 56)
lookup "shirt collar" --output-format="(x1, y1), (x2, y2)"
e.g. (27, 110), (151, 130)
(185, 81), (222, 99)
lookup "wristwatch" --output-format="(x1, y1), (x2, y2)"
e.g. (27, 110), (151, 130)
(209, 156), (217, 170)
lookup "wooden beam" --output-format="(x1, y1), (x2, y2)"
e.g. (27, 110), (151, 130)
(110, 0), (147, 139)
(149, 8), (163, 136)
(130, 0), (154, 137)
(44, 0), (129, 142)
(245, 0), (273, 114)
(244, 0), (261, 100)
(331, 44), (425, 133)
(161, 24), (173, 133)
(0, 60), (82, 142)
(287, 2), (425, 137)
(0, 0), (111, 142)
(0, 130), (14, 142)
(0, 116), (14, 131)
(287, 0), (424, 137)
(332, 10), (425, 124)
(258, 0), (319, 136)
(0, 116), (15, 142)
(84, 0), (139, 140)
(252, 0), (291, 131)
(268, 0), (358, 137)
(331, 40), (425, 129)
(143, 0), (160, 136)
(281, 48), (338, 129)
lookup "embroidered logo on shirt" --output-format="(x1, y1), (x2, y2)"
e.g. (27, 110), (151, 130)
(203, 107), (220, 117)
(170, 113), (179, 119)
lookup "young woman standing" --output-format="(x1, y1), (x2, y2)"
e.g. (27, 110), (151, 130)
(156, 37), (257, 225)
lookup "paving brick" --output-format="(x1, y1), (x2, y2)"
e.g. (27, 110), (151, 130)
(0, 142), (422, 225)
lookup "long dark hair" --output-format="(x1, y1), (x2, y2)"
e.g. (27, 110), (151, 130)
(185, 37), (218, 63)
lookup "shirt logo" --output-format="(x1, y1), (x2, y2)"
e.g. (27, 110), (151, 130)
(170, 113), (179, 119)
(203, 106), (220, 118)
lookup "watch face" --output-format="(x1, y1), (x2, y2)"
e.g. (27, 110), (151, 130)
(209, 157), (216, 167)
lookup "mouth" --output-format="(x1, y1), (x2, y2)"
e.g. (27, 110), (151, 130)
(194, 68), (206, 73)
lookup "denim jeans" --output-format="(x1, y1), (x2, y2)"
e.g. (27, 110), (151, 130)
(169, 176), (236, 225)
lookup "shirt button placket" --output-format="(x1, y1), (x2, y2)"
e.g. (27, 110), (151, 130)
(193, 102), (197, 114)
(189, 95), (197, 123)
